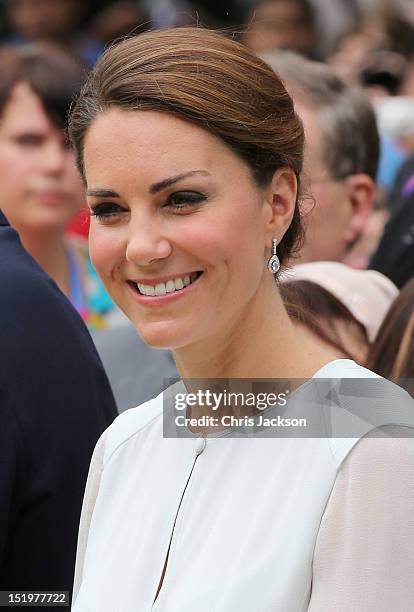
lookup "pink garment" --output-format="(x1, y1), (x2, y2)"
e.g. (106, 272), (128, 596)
(281, 262), (398, 342)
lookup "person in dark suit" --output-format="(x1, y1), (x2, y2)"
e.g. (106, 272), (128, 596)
(0, 209), (117, 607)
(369, 155), (414, 289)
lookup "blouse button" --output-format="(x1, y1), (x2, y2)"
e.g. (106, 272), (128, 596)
(194, 437), (206, 456)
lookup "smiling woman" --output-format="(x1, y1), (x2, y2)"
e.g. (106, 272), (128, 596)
(80, 107), (304, 351)
(70, 27), (307, 354)
(69, 27), (414, 612)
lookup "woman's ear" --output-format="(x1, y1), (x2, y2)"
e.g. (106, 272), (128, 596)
(263, 167), (297, 246)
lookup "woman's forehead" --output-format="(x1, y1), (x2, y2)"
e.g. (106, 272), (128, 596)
(85, 109), (217, 148)
(83, 109), (250, 186)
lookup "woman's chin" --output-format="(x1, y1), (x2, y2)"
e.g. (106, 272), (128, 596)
(132, 319), (191, 351)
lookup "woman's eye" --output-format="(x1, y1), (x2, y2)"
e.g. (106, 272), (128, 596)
(167, 191), (206, 210)
(15, 134), (43, 147)
(90, 202), (126, 221)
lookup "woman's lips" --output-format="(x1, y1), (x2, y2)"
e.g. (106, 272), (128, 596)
(126, 271), (203, 306)
(136, 271), (201, 296)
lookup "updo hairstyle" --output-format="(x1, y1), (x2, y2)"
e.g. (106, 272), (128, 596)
(69, 27), (305, 263)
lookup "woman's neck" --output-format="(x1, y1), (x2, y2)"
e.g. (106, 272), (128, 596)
(18, 228), (71, 298)
(174, 280), (336, 381)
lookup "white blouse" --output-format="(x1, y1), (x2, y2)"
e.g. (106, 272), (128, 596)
(72, 359), (414, 611)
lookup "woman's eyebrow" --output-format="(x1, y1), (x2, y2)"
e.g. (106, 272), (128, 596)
(149, 170), (210, 194)
(86, 170), (210, 199)
(86, 188), (120, 198)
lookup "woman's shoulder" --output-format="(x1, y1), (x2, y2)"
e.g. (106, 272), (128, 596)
(321, 426), (414, 531)
(315, 359), (414, 470)
(102, 391), (165, 463)
(314, 358), (380, 379)
(342, 424), (414, 472)
(99, 379), (183, 463)
(311, 423), (414, 611)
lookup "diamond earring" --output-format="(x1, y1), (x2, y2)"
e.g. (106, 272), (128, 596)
(267, 238), (280, 274)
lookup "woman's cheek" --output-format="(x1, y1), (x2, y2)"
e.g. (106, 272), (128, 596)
(182, 214), (239, 260)
(89, 224), (120, 279)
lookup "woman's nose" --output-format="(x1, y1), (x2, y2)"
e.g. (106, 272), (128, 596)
(125, 220), (172, 267)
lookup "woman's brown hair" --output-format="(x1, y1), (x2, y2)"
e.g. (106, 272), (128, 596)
(366, 278), (414, 379)
(281, 280), (369, 361)
(0, 43), (84, 129)
(68, 27), (305, 263)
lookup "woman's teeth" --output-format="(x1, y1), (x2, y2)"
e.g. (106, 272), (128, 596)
(136, 273), (199, 296)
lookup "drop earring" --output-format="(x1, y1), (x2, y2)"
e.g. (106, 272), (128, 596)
(267, 238), (280, 274)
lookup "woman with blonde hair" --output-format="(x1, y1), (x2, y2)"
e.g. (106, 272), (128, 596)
(69, 28), (414, 611)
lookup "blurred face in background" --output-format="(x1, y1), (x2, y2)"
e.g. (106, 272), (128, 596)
(7, 0), (82, 41)
(295, 103), (357, 263)
(0, 82), (84, 233)
(245, 0), (315, 57)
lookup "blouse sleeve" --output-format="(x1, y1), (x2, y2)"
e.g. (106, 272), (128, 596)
(72, 430), (108, 605)
(308, 426), (414, 612)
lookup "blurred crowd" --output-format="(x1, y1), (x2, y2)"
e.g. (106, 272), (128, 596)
(0, 0), (414, 396)
(0, 0), (414, 382)
(0, 0), (414, 395)
(2, 0), (414, 601)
